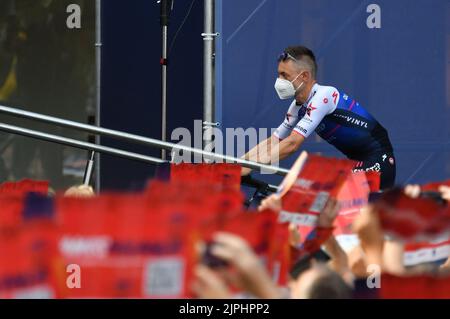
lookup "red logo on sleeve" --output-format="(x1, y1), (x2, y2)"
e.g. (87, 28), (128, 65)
(306, 103), (317, 117)
(332, 92), (338, 105)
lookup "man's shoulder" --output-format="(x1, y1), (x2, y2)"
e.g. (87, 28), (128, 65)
(313, 84), (340, 99)
(309, 84), (340, 109)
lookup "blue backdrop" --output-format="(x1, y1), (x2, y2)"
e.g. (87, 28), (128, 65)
(216, 0), (450, 186)
(100, 1), (449, 190)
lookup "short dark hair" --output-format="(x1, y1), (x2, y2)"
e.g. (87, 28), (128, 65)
(284, 46), (318, 78)
(307, 269), (352, 299)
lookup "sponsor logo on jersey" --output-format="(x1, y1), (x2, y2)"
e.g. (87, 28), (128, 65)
(306, 103), (316, 117)
(353, 163), (381, 173)
(296, 126), (308, 135)
(302, 117), (313, 124)
(334, 114), (369, 129)
(286, 113), (293, 122)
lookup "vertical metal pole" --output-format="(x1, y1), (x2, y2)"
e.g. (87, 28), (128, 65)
(83, 151), (95, 186)
(202, 0), (218, 159)
(161, 25), (168, 160)
(160, 0), (173, 160)
(95, 0), (102, 191)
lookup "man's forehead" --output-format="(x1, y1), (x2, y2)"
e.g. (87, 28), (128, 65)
(278, 60), (298, 73)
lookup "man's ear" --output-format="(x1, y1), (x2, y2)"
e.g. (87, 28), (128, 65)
(302, 71), (311, 82)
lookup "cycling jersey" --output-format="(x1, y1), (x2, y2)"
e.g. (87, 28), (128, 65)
(274, 83), (394, 161)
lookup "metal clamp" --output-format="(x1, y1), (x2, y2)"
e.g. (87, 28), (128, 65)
(202, 121), (220, 129)
(201, 32), (220, 40)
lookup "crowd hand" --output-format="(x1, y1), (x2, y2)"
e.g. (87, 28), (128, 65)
(382, 240), (406, 275)
(210, 232), (281, 299)
(405, 184), (450, 202)
(440, 257), (450, 272)
(352, 205), (384, 267)
(324, 236), (352, 281)
(191, 265), (232, 299)
(438, 185), (450, 202)
(317, 198), (340, 228)
(392, 184), (449, 275)
(314, 198), (350, 280)
(64, 185), (95, 198)
(404, 184), (421, 198)
(347, 245), (369, 278)
(288, 223), (301, 247)
(258, 194), (282, 212)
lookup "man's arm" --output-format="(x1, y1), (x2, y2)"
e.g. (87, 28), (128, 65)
(241, 132), (305, 175)
(241, 86), (338, 175)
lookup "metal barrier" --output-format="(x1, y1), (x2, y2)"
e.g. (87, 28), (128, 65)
(0, 123), (166, 165)
(0, 104), (289, 186)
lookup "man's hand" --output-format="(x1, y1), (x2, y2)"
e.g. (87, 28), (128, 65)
(258, 194), (282, 212)
(240, 137), (271, 176)
(240, 133), (305, 176)
(241, 166), (252, 176)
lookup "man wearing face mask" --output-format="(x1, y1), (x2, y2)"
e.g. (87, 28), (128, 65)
(242, 46), (395, 190)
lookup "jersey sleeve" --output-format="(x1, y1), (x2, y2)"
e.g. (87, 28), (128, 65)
(273, 100), (302, 140)
(293, 86), (339, 138)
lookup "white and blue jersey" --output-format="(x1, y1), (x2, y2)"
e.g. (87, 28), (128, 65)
(274, 83), (393, 161)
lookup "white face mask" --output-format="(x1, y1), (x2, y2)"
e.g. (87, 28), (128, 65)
(274, 73), (304, 100)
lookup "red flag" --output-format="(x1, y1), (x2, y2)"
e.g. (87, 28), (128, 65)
(404, 238), (450, 266)
(279, 155), (370, 251)
(54, 194), (197, 298)
(373, 188), (450, 241)
(421, 179), (450, 191)
(0, 195), (25, 230)
(0, 219), (57, 299)
(0, 179), (49, 196)
(170, 163), (241, 190)
(280, 155), (357, 228)
(381, 273), (450, 299)
(200, 209), (291, 287)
